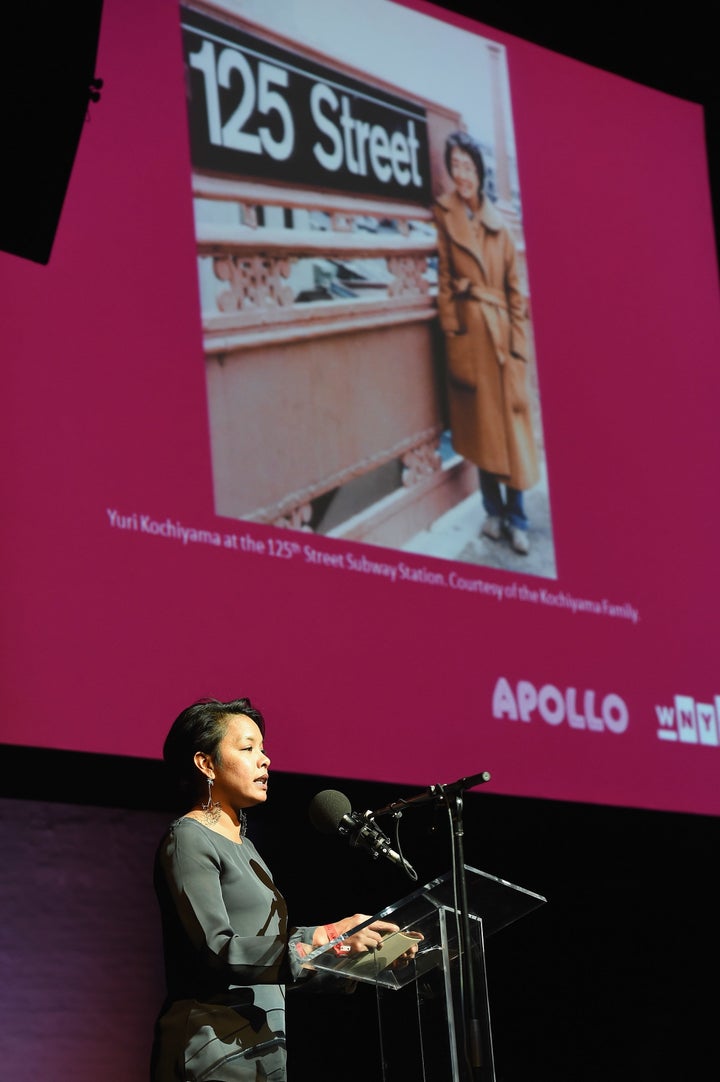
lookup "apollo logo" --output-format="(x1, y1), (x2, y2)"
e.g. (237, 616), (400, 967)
(655, 696), (720, 745)
(492, 678), (629, 733)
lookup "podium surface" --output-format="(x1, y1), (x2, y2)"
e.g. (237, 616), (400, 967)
(302, 865), (546, 1081)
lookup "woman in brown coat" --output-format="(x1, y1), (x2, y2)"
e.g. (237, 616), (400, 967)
(434, 130), (538, 554)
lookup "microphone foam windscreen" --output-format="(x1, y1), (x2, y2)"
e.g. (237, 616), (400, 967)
(308, 789), (352, 834)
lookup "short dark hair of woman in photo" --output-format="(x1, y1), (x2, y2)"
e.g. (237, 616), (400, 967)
(434, 129), (539, 556)
(150, 696), (408, 1082)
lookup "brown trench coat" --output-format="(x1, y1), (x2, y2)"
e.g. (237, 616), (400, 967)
(433, 189), (539, 492)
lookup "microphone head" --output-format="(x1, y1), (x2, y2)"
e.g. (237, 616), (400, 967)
(308, 789), (352, 835)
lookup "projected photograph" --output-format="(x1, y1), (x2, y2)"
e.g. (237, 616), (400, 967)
(180, 0), (556, 578)
(3, 0), (720, 802)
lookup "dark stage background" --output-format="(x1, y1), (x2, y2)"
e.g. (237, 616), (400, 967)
(2, 747), (718, 1081)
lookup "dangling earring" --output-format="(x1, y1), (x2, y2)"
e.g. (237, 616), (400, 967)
(238, 809), (248, 839)
(200, 776), (221, 823)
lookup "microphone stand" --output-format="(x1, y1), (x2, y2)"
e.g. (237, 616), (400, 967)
(445, 785), (486, 1082)
(373, 771), (492, 1081)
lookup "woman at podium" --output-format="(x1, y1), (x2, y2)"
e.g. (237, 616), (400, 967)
(150, 696), (399, 1081)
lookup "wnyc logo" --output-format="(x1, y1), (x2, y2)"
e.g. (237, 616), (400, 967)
(655, 695), (720, 746)
(492, 678), (629, 733)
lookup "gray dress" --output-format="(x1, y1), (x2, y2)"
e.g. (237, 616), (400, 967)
(151, 817), (317, 1081)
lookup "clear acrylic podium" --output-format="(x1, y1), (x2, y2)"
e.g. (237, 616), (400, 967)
(301, 864), (546, 1082)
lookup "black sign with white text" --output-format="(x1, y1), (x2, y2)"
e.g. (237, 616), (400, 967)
(180, 8), (432, 201)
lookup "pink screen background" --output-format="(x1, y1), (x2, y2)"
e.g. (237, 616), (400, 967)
(1, 0), (719, 815)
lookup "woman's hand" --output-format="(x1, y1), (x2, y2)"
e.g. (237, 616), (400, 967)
(343, 918), (400, 956)
(506, 354), (530, 413)
(313, 915), (400, 955)
(390, 930), (424, 968)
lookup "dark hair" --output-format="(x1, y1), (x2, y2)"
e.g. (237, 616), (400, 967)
(162, 697), (266, 800)
(444, 130), (486, 193)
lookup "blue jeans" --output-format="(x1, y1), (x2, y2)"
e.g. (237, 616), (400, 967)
(479, 469), (528, 530)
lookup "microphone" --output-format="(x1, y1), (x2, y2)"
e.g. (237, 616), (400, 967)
(308, 789), (417, 876)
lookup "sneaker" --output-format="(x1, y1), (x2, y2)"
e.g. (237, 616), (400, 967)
(481, 515), (503, 541)
(509, 527), (530, 555)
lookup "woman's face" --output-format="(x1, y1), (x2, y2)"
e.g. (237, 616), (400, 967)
(449, 146), (481, 204)
(208, 714), (270, 810)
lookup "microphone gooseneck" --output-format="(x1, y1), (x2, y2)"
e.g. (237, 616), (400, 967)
(371, 771), (492, 817)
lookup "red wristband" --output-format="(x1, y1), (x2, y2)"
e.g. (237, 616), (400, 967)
(324, 923), (350, 955)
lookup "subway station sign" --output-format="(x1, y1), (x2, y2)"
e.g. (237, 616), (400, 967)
(181, 8), (432, 201)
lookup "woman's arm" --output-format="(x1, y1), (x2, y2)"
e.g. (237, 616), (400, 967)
(433, 206), (461, 335)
